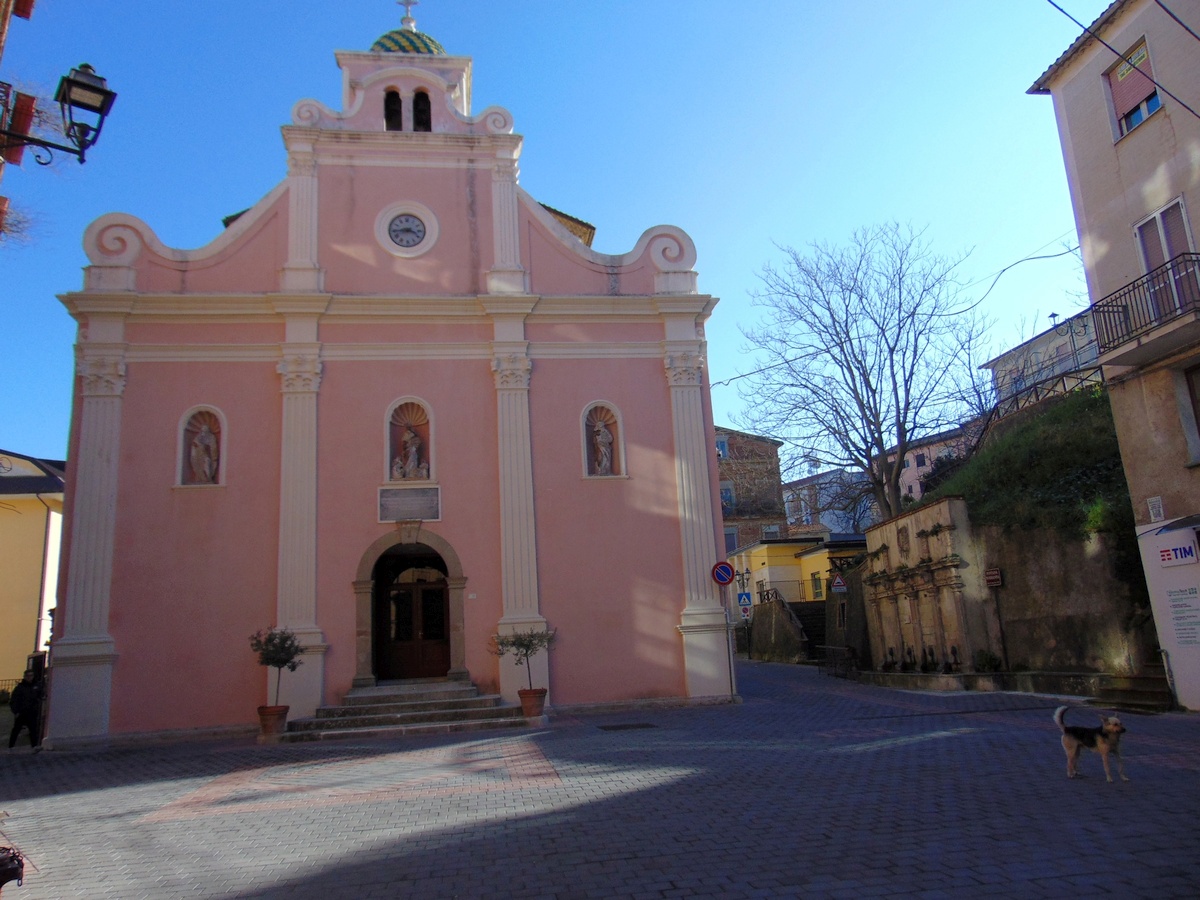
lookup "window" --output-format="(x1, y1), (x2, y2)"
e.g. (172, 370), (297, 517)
(1107, 42), (1160, 137)
(811, 572), (823, 600)
(837, 601), (847, 630)
(1138, 201), (1194, 270)
(1136, 200), (1198, 315)
(762, 525), (781, 540)
(715, 437), (729, 459)
(724, 526), (739, 554)
(720, 481), (735, 514)
(384, 90), (403, 131)
(902, 457), (910, 468)
(916, 453), (927, 468)
(1188, 367), (1200, 437)
(1121, 91), (1160, 134)
(413, 90), (432, 132)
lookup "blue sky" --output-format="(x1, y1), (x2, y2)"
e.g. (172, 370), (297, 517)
(0, 0), (1110, 460)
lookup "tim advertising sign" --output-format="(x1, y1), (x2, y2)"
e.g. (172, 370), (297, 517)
(1160, 532), (1199, 567)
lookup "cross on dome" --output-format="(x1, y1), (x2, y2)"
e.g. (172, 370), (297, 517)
(399, 0), (419, 33)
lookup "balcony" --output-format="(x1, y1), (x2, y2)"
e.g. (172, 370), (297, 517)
(1093, 253), (1200, 366)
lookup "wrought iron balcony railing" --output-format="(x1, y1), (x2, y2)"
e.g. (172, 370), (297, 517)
(1093, 253), (1200, 353)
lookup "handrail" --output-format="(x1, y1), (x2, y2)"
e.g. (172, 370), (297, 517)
(1093, 253), (1200, 352)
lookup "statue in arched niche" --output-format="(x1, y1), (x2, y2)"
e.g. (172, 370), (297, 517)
(389, 401), (431, 481)
(182, 411), (221, 485)
(586, 405), (620, 476)
(592, 420), (613, 476)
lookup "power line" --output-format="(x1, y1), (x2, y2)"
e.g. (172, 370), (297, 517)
(974, 246), (1079, 305)
(963, 229), (1076, 290)
(1044, 0), (1200, 123)
(1155, 0), (1200, 44)
(709, 243), (1081, 390)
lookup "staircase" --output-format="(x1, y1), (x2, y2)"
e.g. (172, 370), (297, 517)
(281, 678), (530, 742)
(788, 601), (827, 659)
(1088, 661), (1174, 713)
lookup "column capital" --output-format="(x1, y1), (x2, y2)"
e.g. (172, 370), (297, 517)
(492, 352), (531, 390)
(79, 351), (128, 397)
(277, 349), (323, 393)
(664, 348), (704, 387)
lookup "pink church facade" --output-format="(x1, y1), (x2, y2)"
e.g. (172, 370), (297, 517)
(48, 17), (732, 743)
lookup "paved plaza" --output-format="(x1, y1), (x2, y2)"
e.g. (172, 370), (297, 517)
(2, 660), (1199, 898)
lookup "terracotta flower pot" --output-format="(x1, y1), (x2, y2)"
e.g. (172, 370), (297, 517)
(518, 688), (548, 718)
(256, 704), (289, 743)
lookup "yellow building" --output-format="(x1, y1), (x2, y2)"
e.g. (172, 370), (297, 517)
(0, 449), (63, 681)
(730, 534), (866, 606)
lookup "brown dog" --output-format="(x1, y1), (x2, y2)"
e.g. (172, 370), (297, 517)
(1054, 705), (1128, 782)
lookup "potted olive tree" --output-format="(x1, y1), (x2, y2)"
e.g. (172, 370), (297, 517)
(249, 627), (303, 741)
(491, 627), (556, 717)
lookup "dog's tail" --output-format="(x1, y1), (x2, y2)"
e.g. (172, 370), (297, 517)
(1054, 705), (1068, 732)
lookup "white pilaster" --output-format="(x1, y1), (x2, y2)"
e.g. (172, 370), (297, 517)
(491, 331), (547, 701)
(666, 345), (735, 698)
(274, 342), (326, 716)
(487, 156), (528, 294)
(281, 143), (323, 293)
(47, 347), (126, 742)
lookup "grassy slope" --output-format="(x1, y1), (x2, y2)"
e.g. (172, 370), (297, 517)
(922, 387), (1147, 598)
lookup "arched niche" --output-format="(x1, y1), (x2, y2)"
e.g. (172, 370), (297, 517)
(583, 403), (624, 477)
(178, 406), (226, 486)
(387, 398), (433, 482)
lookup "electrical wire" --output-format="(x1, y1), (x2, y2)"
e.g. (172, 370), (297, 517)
(974, 246), (1079, 305)
(1154, 0), (1200, 44)
(1044, 0), (1200, 123)
(709, 244), (1082, 389)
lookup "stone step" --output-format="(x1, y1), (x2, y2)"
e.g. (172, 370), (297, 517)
(1087, 672), (1174, 713)
(280, 715), (530, 743)
(317, 694), (502, 719)
(340, 680), (480, 706)
(293, 701), (523, 732)
(279, 678), (535, 742)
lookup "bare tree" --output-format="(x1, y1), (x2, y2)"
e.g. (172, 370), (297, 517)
(740, 223), (992, 520)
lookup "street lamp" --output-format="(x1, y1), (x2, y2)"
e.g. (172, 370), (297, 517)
(1048, 311), (1090, 373)
(733, 567), (753, 659)
(0, 63), (117, 165)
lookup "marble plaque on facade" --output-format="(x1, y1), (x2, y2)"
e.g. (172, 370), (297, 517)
(378, 486), (441, 522)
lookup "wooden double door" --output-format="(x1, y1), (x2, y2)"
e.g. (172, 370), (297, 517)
(373, 557), (450, 680)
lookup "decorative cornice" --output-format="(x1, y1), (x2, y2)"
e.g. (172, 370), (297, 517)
(111, 341), (671, 365)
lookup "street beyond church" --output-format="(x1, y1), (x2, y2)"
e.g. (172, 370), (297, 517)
(2, 661), (1198, 898)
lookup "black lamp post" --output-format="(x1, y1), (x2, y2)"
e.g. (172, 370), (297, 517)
(1, 63), (117, 165)
(733, 568), (753, 659)
(1048, 311), (1090, 373)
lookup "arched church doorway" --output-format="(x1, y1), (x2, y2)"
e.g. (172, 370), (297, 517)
(372, 543), (450, 680)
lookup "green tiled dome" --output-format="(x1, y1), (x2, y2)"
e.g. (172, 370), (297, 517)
(371, 29), (446, 54)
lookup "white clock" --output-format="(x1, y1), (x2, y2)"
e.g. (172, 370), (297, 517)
(375, 201), (438, 258)
(388, 213), (426, 248)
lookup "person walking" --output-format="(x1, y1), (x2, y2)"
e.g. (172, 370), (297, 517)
(8, 670), (43, 751)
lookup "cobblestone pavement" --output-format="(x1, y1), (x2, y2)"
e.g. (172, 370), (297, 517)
(2, 661), (1198, 899)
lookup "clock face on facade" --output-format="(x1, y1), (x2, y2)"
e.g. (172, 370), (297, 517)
(387, 214), (426, 248)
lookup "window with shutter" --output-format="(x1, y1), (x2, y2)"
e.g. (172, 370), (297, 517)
(1135, 200), (1198, 315)
(1106, 42), (1161, 136)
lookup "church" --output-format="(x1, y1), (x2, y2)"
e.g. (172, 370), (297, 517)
(47, 10), (732, 743)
